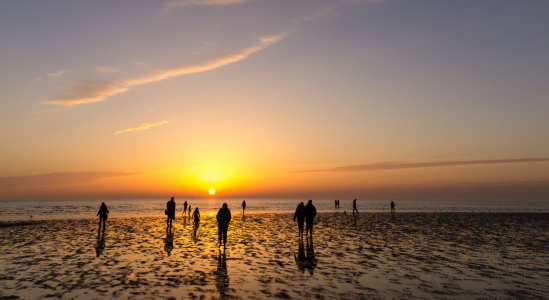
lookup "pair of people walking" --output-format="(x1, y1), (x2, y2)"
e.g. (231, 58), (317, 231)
(294, 200), (317, 237)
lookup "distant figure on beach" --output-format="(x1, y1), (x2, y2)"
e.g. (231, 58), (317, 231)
(242, 200), (246, 213)
(304, 200), (317, 236)
(353, 199), (358, 215)
(166, 197), (176, 228)
(294, 202), (305, 237)
(192, 207), (200, 224)
(391, 201), (395, 213)
(216, 203), (232, 248)
(183, 201), (188, 216)
(97, 202), (109, 232)
(334, 200), (337, 209)
(188, 205), (192, 216)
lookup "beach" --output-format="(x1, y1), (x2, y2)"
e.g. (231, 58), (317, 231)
(1, 212), (548, 299)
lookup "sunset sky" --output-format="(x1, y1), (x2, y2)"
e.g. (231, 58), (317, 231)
(1, 0), (548, 200)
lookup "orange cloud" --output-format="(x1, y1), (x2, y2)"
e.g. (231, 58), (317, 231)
(298, 158), (549, 173)
(44, 32), (290, 106)
(115, 121), (169, 135)
(0, 172), (140, 189)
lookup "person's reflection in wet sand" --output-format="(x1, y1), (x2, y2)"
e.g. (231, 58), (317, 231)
(183, 215), (187, 227)
(305, 237), (318, 275)
(164, 227), (174, 256)
(353, 213), (358, 230)
(192, 222), (200, 244)
(294, 238), (306, 273)
(95, 230), (106, 257)
(215, 248), (230, 296)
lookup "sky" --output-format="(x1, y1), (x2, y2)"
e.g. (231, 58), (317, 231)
(1, 0), (548, 201)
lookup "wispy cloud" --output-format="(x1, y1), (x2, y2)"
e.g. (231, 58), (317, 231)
(0, 172), (139, 189)
(297, 158), (549, 173)
(44, 32), (290, 106)
(47, 69), (73, 79)
(115, 121), (170, 135)
(94, 66), (119, 73)
(166, 0), (252, 8)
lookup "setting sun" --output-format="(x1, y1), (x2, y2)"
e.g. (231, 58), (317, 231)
(209, 189), (215, 195)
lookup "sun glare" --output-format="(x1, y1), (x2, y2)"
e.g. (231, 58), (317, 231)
(209, 189), (215, 195)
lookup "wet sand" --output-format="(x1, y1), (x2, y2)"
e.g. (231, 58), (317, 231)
(1, 212), (548, 299)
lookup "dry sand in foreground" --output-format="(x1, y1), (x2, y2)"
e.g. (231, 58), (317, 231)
(1, 212), (548, 299)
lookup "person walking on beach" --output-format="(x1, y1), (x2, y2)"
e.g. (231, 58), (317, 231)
(192, 207), (200, 224)
(304, 200), (317, 236)
(294, 202), (305, 237)
(183, 201), (188, 215)
(166, 197), (176, 228)
(353, 199), (359, 215)
(97, 202), (109, 232)
(335, 200), (337, 209)
(242, 200), (246, 213)
(390, 201), (395, 213)
(188, 205), (192, 216)
(216, 203), (232, 248)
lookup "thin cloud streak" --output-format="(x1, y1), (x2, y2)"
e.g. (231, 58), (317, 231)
(297, 158), (549, 173)
(115, 121), (169, 135)
(0, 172), (140, 189)
(44, 32), (289, 106)
(166, 0), (252, 7)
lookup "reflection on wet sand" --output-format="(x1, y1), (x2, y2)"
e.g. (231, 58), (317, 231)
(192, 222), (200, 244)
(164, 228), (174, 256)
(94, 231), (105, 257)
(294, 237), (318, 275)
(2, 213), (549, 299)
(215, 248), (230, 296)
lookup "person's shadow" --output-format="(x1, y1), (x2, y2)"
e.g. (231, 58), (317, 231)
(215, 248), (230, 296)
(183, 215), (187, 227)
(95, 230), (106, 257)
(164, 227), (174, 256)
(192, 222), (200, 244)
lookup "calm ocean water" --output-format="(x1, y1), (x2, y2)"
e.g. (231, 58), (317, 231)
(1, 198), (548, 221)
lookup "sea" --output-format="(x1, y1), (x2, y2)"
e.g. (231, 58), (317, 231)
(1, 198), (549, 221)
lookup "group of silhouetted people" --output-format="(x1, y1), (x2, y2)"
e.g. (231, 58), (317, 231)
(97, 198), (397, 247)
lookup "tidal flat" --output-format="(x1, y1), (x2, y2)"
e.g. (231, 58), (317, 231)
(1, 212), (548, 299)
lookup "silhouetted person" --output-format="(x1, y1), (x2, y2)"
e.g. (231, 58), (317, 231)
(294, 202), (305, 237)
(95, 230), (106, 257)
(164, 227), (174, 256)
(97, 202), (109, 232)
(192, 207), (200, 224)
(183, 200), (188, 216)
(242, 200), (246, 213)
(304, 200), (317, 236)
(166, 197), (176, 228)
(391, 201), (395, 213)
(215, 248), (230, 296)
(188, 205), (192, 217)
(334, 200), (337, 209)
(216, 203), (232, 248)
(353, 199), (359, 215)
